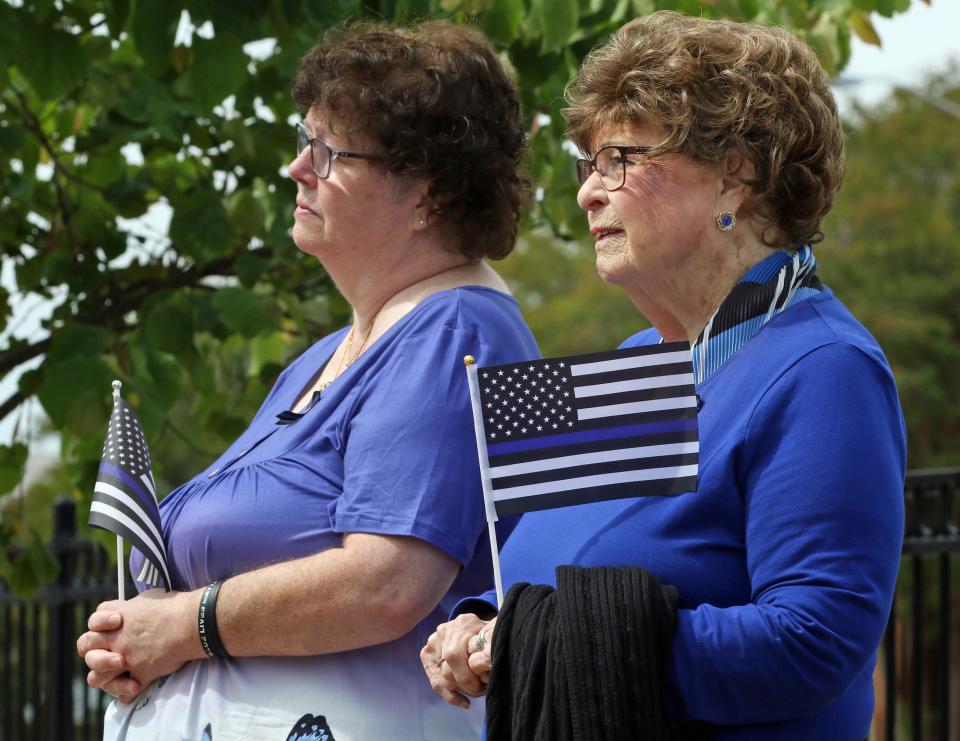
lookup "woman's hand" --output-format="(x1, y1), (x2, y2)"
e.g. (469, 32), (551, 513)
(77, 589), (203, 702)
(421, 613), (497, 708)
(76, 612), (143, 703)
(467, 616), (495, 684)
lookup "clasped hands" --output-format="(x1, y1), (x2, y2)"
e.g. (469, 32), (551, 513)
(79, 589), (494, 709)
(76, 588), (201, 704)
(420, 613), (497, 709)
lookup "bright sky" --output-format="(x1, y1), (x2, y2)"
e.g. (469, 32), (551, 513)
(832, 0), (960, 114)
(3, 1), (960, 453)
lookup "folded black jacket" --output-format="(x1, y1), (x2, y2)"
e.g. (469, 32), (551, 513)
(486, 565), (709, 741)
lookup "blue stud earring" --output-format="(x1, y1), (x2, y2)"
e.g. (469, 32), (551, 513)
(716, 211), (736, 232)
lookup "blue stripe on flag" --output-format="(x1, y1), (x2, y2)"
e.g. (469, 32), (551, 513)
(98, 461), (156, 511)
(487, 418), (698, 457)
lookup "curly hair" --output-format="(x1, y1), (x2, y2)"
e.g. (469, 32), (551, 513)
(292, 21), (529, 261)
(564, 11), (845, 245)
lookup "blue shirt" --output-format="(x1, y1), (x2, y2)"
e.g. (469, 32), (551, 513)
(121, 287), (539, 740)
(469, 290), (905, 740)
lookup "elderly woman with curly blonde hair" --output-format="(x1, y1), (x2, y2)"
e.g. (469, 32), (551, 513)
(423, 12), (905, 740)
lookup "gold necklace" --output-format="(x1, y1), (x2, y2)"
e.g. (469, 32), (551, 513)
(318, 317), (377, 391)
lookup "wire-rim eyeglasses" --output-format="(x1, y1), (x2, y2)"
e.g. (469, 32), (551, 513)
(296, 123), (383, 180)
(576, 145), (653, 191)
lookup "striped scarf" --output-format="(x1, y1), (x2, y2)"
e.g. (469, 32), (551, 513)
(692, 245), (822, 384)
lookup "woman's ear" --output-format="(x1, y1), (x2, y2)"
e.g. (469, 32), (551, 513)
(404, 179), (435, 231)
(720, 149), (756, 204)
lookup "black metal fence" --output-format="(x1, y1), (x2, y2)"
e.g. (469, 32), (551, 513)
(1, 470), (958, 741)
(0, 499), (127, 741)
(877, 469), (960, 741)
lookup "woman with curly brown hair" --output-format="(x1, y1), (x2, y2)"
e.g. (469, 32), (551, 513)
(76, 21), (537, 740)
(424, 12), (905, 740)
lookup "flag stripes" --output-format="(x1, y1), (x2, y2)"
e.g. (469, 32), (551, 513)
(96, 463), (162, 530)
(136, 559), (163, 588)
(492, 472), (699, 516)
(575, 383), (696, 409)
(489, 441), (700, 479)
(577, 395), (697, 420)
(89, 394), (171, 590)
(569, 348), (691, 375)
(488, 426), (698, 464)
(573, 372), (694, 398)
(486, 419), (697, 458)
(91, 481), (171, 588)
(472, 342), (699, 517)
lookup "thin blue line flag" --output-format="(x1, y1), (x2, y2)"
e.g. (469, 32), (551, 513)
(88, 395), (171, 590)
(471, 342), (699, 517)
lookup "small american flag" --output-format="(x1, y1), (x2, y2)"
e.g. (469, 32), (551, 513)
(88, 395), (171, 590)
(469, 342), (699, 517)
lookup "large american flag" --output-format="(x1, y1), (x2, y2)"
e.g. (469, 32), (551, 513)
(469, 342), (699, 517)
(88, 396), (171, 590)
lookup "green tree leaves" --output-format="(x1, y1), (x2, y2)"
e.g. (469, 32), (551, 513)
(15, 19), (89, 99)
(821, 68), (960, 467)
(131, 0), (179, 71)
(0, 0), (923, 593)
(189, 32), (249, 111)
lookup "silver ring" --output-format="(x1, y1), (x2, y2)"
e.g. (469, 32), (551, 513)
(472, 628), (487, 653)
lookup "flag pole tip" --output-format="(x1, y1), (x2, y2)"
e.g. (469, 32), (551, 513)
(464, 355), (475, 366)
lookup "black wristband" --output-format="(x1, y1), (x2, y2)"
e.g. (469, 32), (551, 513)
(198, 580), (231, 659)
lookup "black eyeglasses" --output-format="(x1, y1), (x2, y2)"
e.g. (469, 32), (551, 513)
(576, 145), (653, 191)
(296, 123), (382, 180)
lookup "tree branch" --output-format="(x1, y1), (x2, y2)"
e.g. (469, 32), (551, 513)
(4, 90), (80, 249)
(0, 391), (25, 425)
(0, 337), (51, 377)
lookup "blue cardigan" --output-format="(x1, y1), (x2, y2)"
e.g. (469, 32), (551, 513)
(469, 289), (905, 739)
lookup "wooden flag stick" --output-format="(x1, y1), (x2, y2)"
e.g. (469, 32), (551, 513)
(464, 356), (504, 608)
(112, 379), (126, 601)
